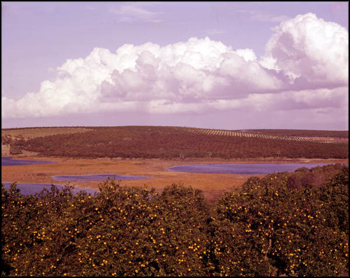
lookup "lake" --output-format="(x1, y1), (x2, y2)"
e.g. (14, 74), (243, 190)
(2, 182), (97, 196)
(168, 163), (334, 175)
(2, 157), (148, 195)
(53, 174), (149, 181)
(2, 156), (56, 166)
(1, 157), (336, 195)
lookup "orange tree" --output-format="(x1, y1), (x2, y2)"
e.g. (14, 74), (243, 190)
(1, 183), (77, 276)
(1, 181), (212, 276)
(67, 182), (212, 276)
(149, 183), (212, 276)
(209, 165), (349, 276)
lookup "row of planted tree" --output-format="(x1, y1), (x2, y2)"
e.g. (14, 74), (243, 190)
(1, 164), (348, 277)
(8, 126), (349, 159)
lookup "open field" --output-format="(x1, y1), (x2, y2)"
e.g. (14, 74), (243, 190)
(1, 156), (261, 203)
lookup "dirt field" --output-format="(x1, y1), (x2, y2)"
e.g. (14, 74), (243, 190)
(2, 155), (347, 204)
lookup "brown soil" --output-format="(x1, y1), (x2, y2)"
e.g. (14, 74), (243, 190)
(2, 155), (347, 204)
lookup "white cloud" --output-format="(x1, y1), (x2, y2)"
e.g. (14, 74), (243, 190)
(243, 87), (348, 112)
(263, 13), (348, 88)
(2, 13), (348, 119)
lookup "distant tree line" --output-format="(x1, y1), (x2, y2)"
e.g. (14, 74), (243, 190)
(244, 129), (348, 138)
(2, 163), (348, 276)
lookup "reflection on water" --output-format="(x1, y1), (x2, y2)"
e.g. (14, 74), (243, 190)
(53, 174), (149, 181)
(2, 182), (97, 196)
(168, 163), (334, 175)
(2, 157), (56, 166)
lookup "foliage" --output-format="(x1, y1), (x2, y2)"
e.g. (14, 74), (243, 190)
(14, 126), (348, 159)
(1, 182), (212, 276)
(1, 164), (348, 276)
(211, 164), (349, 276)
(245, 129), (348, 138)
(1, 135), (13, 145)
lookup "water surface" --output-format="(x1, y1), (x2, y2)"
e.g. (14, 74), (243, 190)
(2, 157), (56, 166)
(168, 163), (333, 175)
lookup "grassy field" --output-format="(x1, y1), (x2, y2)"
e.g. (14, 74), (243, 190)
(2, 155), (346, 204)
(2, 156), (264, 204)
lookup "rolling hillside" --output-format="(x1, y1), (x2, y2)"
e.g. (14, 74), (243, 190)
(2, 126), (348, 159)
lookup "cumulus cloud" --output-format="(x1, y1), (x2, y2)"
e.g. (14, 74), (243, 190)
(263, 13), (348, 88)
(243, 86), (348, 112)
(2, 13), (348, 119)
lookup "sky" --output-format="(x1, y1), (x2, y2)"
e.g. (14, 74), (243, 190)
(1, 1), (349, 130)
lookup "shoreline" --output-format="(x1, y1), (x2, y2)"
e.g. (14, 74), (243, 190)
(2, 155), (348, 203)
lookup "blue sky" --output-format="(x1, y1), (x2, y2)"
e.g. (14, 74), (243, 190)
(2, 2), (348, 130)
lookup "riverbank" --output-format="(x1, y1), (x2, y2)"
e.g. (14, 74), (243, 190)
(2, 155), (347, 203)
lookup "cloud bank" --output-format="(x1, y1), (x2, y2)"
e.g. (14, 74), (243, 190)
(2, 13), (348, 119)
